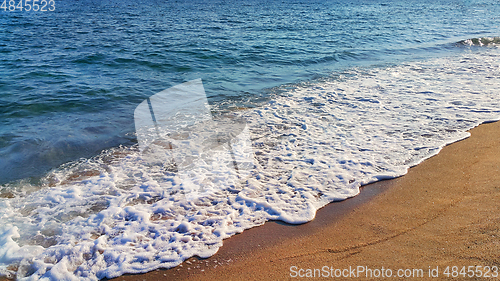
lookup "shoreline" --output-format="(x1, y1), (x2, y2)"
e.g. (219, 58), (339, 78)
(1, 121), (496, 281)
(114, 120), (500, 280)
(111, 180), (396, 281)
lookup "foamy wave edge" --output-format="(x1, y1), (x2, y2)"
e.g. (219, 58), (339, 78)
(1, 48), (500, 280)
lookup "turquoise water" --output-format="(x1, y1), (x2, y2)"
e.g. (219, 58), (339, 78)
(1, 0), (499, 184)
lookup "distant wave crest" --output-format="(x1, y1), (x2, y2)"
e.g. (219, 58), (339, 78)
(458, 37), (500, 47)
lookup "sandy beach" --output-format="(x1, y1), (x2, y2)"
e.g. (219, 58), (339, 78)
(111, 120), (500, 280)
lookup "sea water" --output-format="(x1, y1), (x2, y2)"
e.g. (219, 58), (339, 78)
(0, 0), (499, 279)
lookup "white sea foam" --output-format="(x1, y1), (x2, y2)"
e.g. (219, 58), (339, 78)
(1, 48), (499, 280)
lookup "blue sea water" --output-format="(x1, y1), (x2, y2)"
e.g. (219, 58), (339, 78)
(1, 0), (499, 184)
(0, 0), (499, 279)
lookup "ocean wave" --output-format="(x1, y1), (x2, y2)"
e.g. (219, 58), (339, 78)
(1, 48), (500, 280)
(457, 37), (500, 47)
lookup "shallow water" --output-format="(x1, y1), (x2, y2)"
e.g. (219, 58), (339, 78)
(0, 0), (499, 279)
(2, 0), (499, 184)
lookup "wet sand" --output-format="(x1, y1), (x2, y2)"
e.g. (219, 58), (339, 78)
(109, 120), (500, 280)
